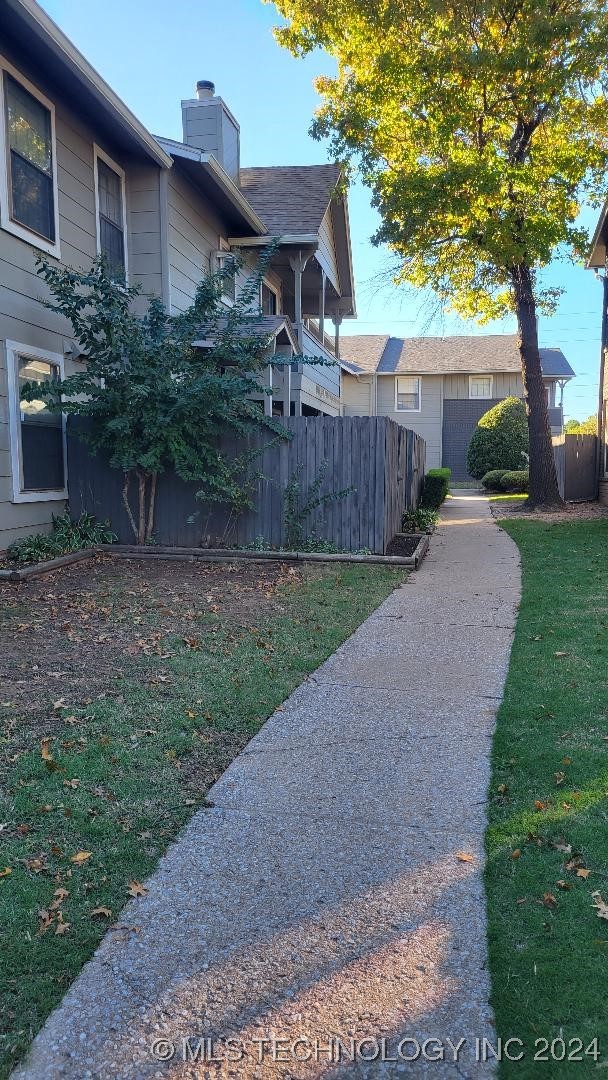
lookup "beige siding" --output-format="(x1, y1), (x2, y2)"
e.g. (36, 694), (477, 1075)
(128, 165), (163, 307)
(167, 167), (224, 313)
(342, 373), (374, 416)
(443, 372), (523, 399)
(377, 374), (443, 468)
(317, 207), (340, 293)
(0, 43), (162, 549)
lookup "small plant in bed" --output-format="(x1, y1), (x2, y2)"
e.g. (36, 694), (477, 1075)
(5, 512), (116, 566)
(401, 506), (438, 532)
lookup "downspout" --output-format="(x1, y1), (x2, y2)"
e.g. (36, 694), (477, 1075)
(595, 270), (608, 497)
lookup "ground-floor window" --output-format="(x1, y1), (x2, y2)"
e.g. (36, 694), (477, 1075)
(6, 340), (67, 502)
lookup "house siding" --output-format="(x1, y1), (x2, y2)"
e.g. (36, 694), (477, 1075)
(167, 167), (223, 313)
(377, 374), (443, 468)
(342, 373), (374, 416)
(0, 41), (158, 550)
(443, 372), (523, 399)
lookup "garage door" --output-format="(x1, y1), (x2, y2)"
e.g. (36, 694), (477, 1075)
(442, 399), (502, 481)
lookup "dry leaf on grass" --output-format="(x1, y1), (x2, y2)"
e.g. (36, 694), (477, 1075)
(577, 868), (591, 880)
(70, 850), (92, 864)
(542, 892), (557, 908)
(592, 892), (608, 920)
(0, 867), (12, 878)
(127, 880), (147, 898)
(511, 849), (522, 859)
(90, 906), (112, 918)
(552, 840), (572, 854)
(49, 887), (69, 910)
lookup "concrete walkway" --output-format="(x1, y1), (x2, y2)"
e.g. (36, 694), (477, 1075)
(14, 493), (521, 1080)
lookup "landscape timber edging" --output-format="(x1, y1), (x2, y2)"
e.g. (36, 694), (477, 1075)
(0, 535), (430, 582)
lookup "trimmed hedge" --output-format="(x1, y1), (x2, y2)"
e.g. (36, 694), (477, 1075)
(467, 397), (528, 479)
(498, 469), (529, 493)
(481, 469), (509, 491)
(419, 467), (451, 509)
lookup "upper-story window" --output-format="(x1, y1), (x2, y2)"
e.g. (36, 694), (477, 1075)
(469, 375), (493, 399)
(395, 376), (421, 412)
(94, 146), (127, 281)
(261, 282), (278, 316)
(216, 250), (236, 302)
(0, 60), (60, 257)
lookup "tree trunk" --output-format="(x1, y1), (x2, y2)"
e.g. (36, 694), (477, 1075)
(122, 471), (139, 543)
(145, 472), (157, 543)
(511, 264), (563, 509)
(137, 470), (146, 544)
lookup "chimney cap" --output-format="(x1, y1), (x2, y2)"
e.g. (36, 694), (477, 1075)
(196, 80), (215, 98)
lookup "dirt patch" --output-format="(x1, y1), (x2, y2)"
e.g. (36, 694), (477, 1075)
(0, 554), (312, 750)
(490, 499), (608, 523)
(385, 533), (424, 557)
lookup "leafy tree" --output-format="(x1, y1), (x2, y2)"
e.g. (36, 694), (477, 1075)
(271, 0), (608, 508)
(467, 396), (529, 478)
(22, 252), (290, 543)
(565, 414), (598, 434)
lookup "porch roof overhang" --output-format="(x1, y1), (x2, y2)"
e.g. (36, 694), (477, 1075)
(155, 138), (266, 236)
(192, 315), (299, 354)
(1, 0), (172, 168)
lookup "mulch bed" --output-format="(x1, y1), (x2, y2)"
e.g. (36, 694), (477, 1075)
(490, 499), (608, 522)
(385, 533), (423, 557)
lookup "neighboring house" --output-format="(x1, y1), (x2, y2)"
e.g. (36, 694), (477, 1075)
(340, 334), (574, 479)
(586, 207), (608, 504)
(0, 0), (355, 550)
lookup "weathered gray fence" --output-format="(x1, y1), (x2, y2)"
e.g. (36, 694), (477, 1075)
(553, 433), (597, 502)
(67, 416), (425, 554)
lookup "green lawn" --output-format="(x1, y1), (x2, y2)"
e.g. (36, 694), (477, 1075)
(0, 558), (405, 1078)
(487, 519), (608, 1076)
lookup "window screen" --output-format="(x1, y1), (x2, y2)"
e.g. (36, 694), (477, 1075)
(5, 75), (55, 241)
(396, 376), (420, 411)
(18, 357), (64, 491)
(261, 283), (277, 316)
(97, 158), (125, 278)
(470, 376), (492, 398)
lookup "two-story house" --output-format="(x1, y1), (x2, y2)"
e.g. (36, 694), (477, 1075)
(0, 0), (355, 550)
(340, 334), (574, 479)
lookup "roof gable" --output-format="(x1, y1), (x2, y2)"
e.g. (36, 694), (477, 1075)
(340, 334), (574, 379)
(239, 164), (342, 236)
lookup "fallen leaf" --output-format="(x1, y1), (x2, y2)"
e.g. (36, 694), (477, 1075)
(455, 852), (475, 863)
(63, 778), (80, 789)
(24, 857), (46, 873)
(534, 800), (547, 811)
(592, 892), (608, 920)
(0, 867), (12, 878)
(562, 757), (572, 766)
(90, 906), (112, 918)
(553, 840), (572, 854)
(40, 738), (53, 761)
(497, 783), (509, 795)
(511, 849), (522, 860)
(49, 887), (69, 910)
(69, 850), (92, 865)
(554, 651), (568, 658)
(16, 823), (29, 836)
(127, 879), (147, 898)
(542, 892), (557, 908)
(554, 772), (566, 786)
(566, 856), (584, 872)
(556, 880), (573, 891)
(577, 868), (591, 880)
(54, 920), (70, 935)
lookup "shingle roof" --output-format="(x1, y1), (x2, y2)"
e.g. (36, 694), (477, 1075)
(340, 334), (575, 378)
(239, 164), (342, 235)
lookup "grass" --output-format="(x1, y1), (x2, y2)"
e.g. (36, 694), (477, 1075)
(0, 558), (405, 1078)
(486, 519), (608, 1076)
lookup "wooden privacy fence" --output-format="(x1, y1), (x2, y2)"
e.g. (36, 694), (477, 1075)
(67, 416), (426, 555)
(552, 433), (597, 502)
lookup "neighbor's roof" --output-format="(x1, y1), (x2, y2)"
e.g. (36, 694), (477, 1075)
(239, 164), (342, 236)
(340, 334), (575, 379)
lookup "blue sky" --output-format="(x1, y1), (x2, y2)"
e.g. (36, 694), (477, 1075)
(42, 0), (603, 421)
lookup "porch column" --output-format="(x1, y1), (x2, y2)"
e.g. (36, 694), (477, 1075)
(332, 313), (343, 360)
(319, 269), (326, 340)
(288, 250), (312, 347)
(264, 362), (273, 417)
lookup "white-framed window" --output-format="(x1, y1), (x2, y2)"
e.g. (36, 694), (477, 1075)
(395, 376), (421, 412)
(93, 145), (127, 281)
(469, 375), (493, 399)
(0, 57), (60, 258)
(215, 247), (236, 303)
(261, 280), (279, 316)
(6, 340), (67, 503)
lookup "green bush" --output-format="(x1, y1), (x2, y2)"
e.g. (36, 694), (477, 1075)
(6, 511), (116, 565)
(498, 469), (529, 493)
(467, 397), (528, 479)
(419, 467), (451, 508)
(401, 506), (438, 532)
(481, 469), (509, 491)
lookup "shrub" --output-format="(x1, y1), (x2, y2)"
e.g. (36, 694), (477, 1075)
(481, 469), (509, 491)
(419, 467), (451, 508)
(6, 511), (116, 565)
(467, 397), (528, 479)
(401, 506), (438, 532)
(498, 469), (529, 493)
